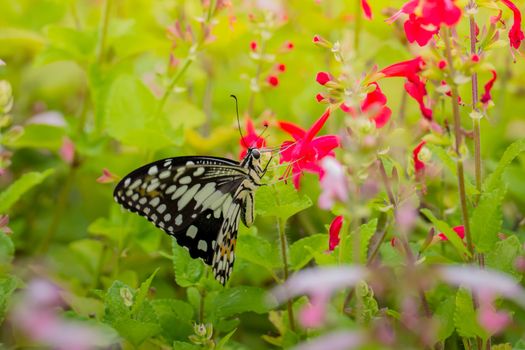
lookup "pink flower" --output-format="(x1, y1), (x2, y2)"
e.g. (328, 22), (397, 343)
(328, 215), (343, 251)
(278, 109), (340, 188)
(293, 331), (365, 350)
(481, 70), (497, 104)
(437, 225), (465, 241)
(413, 140), (426, 175)
(59, 138), (75, 165)
(267, 75), (279, 87)
(390, 0), (462, 46)
(361, 0), (372, 19)
(319, 158), (348, 210)
(0, 214), (12, 234)
(299, 293), (329, 328)
(478, 292), (511, 335)
(316, 72), (332, 85)
(500, 0), (524, 49)
(240, 118), (267, 158)
(96, 168), (118, 184)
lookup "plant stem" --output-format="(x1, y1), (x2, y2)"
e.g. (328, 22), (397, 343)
(378, 159), (396, 207)
(469, 8), (482, 203)
(96, 0), (112, 64)
(277, 216), (295, 331)
(354, 0), (362, 52)
(156, 57), (195, 117)
(442, 27), (474, 257)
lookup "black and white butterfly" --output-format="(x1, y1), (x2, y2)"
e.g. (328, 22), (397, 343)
(113, 148), (269, 285)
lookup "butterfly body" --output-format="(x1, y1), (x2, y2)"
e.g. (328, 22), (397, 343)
(113, 149), (266, 285)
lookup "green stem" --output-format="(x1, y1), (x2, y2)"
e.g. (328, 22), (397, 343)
(354, 0), (362, 52)
(96, 0), (112, 64)
(442, 27), (474, 257)
(156, 57), (194, 117)
(469, 10), (482, 204)
(277, 216), (295, 331)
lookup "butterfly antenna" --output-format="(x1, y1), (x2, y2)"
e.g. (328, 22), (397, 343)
(231, 94), (249, 149)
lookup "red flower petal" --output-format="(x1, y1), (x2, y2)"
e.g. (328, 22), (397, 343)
(501, 0), (525, 49)
(316, 72), (332, 85)
(481, 70), (497, 104)
(361, 0), (372, 20)
(278, 121), (306, 140)
(329, 215), (343, 251)
(267, 75), (279, 87)
(438, 225), (465, 241)
(413, 140), (426, 174)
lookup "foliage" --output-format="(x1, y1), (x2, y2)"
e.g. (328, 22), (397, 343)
(1, 0), (525, 349)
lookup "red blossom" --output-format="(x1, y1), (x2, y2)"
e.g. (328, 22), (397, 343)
(390, 0), (462, 46)
(313, 35), (321, 43)
(481, 70), (497, 104)
(316, 72), (332, 85)
(278, 109), (340, 189)
(316, 93), (326, 102)
(277, 63), (286, 72)
(341, 83), (392, 128)
(240, 118), (267, 158)
(500, 0), (525, 49)
(413, 140), (426, 175)
(329, 215), (343, 251)
(471, 54), (480, 62)
(438, 225), (465, 241)
(380, 57), (432, 120)
(438, 60), (447, 69)
(250, 41), (258, 51)
(361, 0), (372, 20)
(267, 75), (279, 87)
(286, 41), (294, 50)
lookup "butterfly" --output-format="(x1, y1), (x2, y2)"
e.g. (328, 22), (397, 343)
(113, 147), (269, 285)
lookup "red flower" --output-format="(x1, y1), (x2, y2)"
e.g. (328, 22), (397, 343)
(316, 72), (332, 85)
(250, 41), (258, 51)
(380, 57), (432, 120)
(240, 119), (267, 158)
(481, 70), (497, 104)
(278, 109), (340, 189)
(413, 140), (426, 175)
(285, 41), (294, 50)
(341, 83), (392, 128)
(438, 225), (465, 241)
(97, 168), (118, 184)
(500, 0), (525, 49)
(390, 0), (462, 46)
(316, 93), (326, 102)
(277, 63), (286, 72)
(328, 215), (343, 251)
(361, 0), (372, 20)
(267, 75), (279, 87)
(438, 60), (447, 69)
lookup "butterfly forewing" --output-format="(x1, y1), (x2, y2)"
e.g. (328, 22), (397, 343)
(114, 155), (257, 284)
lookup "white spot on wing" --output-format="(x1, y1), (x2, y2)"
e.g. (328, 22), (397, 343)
(187, 225), (198, 239)
(179, 176), (191, 185)
(175, 214), (183, 225)
(157, 204), (167, 214)
(193, 167), (205, 176)
(159, 170), (171, 179)
(124, 178), (131, 187)
(148, 165), (158, 175)
(177, 184), (200, 210)
(171, 185), (188, 200)
(166, 185), (177, 194)
(146, 182), (159, 192)
(198, 240), (208, 251)
(150, 197), (160, 207)
(164, 213), (171, 222)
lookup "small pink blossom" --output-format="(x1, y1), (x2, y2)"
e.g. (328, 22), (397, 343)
(477, 291), (512, 335)
(299, 293), (329, 328)
(318, 158), (348, 210)
(96, 168), (119, 184)
(59, 138), (75, 165)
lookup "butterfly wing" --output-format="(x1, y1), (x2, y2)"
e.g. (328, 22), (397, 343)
(114, 156), (249, 266)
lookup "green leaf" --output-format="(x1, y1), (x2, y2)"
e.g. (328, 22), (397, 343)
(69, 239), (104, 276)
(434, 294), (456, 341)
(166, 101), (206, 129)
(0, 169), (54, 213)
(104, 75), (175, 150)
(151, 299), (194, 343)
(132, 268), (159, 315)
(486, 235), (523, 281)
(1, 124), (66, 150)
(255, 182), (312, 220)
(289, 234), (327, 270)
(454, 288), (487, 339)
(103, 281), (133, 323)
(470, 187), (505, 252)
(421, 209), (470, 258)
(172, 341), (202, 350)
(0, 276), (17, 324)
(427, 145), (478, 195)
(236, 232), (281, 270)
(0, 234), (14, 267)
(172, 240), (205, 287)
(216, 328), (237, 350)
(112, 318), (161, 347)
(210, 286), (274, 320)
(339, 219), (378, 264)
(484, 138), (525, 192)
